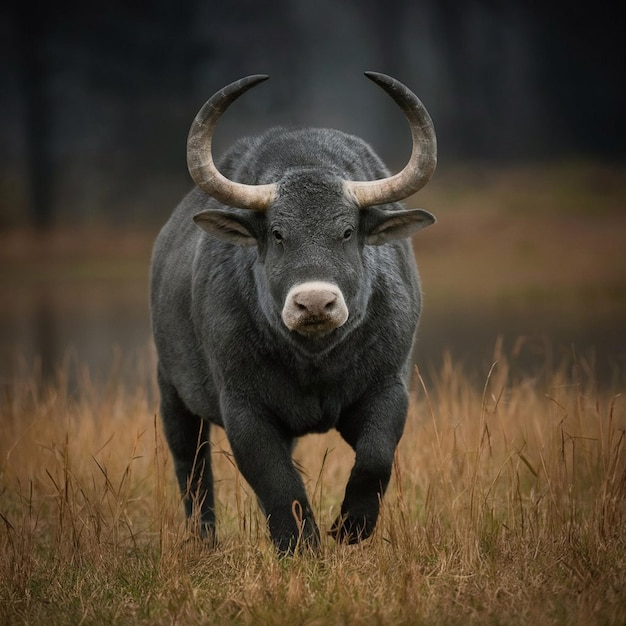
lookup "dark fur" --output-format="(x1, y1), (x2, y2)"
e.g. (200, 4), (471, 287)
(150, 126), (434, 552)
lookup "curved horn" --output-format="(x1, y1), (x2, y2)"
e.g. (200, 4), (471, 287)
(344, 72), (437, 208)
(187, 74), (277, 210)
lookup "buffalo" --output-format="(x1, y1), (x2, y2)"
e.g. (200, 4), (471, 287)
(150, 72), (436, 553)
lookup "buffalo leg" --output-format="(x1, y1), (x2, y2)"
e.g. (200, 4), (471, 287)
(158, 371), (215, 542)
(222, 398), (320, 554)
(333, 380), (408, 543)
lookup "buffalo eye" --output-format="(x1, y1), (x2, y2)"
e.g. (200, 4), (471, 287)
(342, 227), (354, 241)
(272, 229), (284, 243)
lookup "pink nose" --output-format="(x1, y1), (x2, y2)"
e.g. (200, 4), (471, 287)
(282, 281), (349, 335)
(293, 288), (338, 317)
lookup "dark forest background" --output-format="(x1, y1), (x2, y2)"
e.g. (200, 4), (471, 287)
(1, 0), (624, 230)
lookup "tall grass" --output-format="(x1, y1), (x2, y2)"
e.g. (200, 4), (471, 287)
(1, 346), (624, 625)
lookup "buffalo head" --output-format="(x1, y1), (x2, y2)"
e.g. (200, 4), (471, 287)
(189, 73), (436, 345)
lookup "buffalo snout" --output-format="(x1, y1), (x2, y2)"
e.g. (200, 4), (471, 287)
(282, 281), (349, 336)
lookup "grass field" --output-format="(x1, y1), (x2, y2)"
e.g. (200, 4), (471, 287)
(1, 346), (624, 625)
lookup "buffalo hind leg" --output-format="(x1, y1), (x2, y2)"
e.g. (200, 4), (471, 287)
(158, 372), (216, 543)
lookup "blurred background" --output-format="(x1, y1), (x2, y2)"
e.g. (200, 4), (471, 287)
(1, 0), (625, 391)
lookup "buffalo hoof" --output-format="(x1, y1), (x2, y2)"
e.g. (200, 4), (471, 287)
(274, 525), (321, 556)
(329, 513), (375, 545)
(183, 519), (217, 549)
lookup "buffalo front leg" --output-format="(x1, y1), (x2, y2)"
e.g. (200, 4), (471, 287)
(332, 380), (408, 544)
(158, 372), (215, 543)
(223, 398), (320, 554)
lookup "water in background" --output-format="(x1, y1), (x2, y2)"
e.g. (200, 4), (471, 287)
(1, 276), (624, 394)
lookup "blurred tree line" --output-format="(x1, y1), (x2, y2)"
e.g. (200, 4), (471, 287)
(0, 0), (623, 229)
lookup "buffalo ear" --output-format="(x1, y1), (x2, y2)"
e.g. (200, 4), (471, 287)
(363, 207), (436, 245)
(193, 209), (258, 246)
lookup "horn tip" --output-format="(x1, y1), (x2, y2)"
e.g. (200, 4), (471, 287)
(248, 74), (270, 84)
(363, 71), (391, 84)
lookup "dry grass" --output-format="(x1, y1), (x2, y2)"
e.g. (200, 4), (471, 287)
(1, 345), (624, 625)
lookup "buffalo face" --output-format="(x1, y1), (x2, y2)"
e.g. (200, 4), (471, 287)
(193, 170), (434, 343)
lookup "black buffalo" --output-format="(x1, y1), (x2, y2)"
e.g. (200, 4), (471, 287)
(150, 72), (437, 553)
